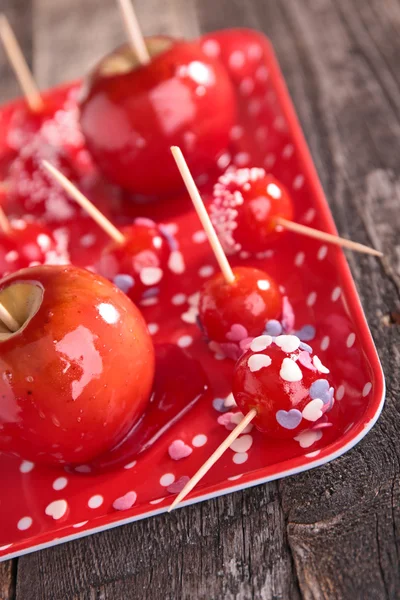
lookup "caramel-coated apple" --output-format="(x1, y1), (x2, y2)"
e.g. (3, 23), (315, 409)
(79, 37), (237, 195)
(0, 265), (155, 465)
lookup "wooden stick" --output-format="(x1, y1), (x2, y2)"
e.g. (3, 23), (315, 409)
(117, 0), (151, 65)
(0, 15), (44, 112)
(171, 146), (235, 284)
(0, 206), (10, 234)
(168, 408), (257, 511)
(0, 302), (20, 332)
(42, 161), (125, 245)
(276, 217), (383, 257)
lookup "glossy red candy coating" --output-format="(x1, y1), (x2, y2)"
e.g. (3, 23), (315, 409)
(0, 219), (59, 276)
(96, 219), (171, 303)
(210, 168), (294, 255)
(6, 140), (80, 222)
(199, 266), (282, 344)
(233, 335), (335, 438)
(79, 38), (237, 195)
(0, 265), (155, 465)
(6, 99), (60, 152)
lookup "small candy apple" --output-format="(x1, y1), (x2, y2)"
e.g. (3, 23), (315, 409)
(0, 265), (155, 465)
(79, 37), (237, 195)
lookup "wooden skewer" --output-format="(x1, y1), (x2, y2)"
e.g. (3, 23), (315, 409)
(276, 217), (383, 257)
(0, 205), (11, 234)
(42, 161), (125, 245)
(117, 0), (151, 65)
(168, 408), (257, 511)
(0, 15), (44, 113)
(0, 302), (20, 333)
(171, 146), (235, 284)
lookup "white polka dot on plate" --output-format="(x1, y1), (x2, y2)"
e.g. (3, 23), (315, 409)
(148, 323), (159, 335)
(192, 434), (207, 447)
(239, 78), (254, 96)
(171, 293), (186, 306)
(331, 287), (341, 302)
(199, 265), (214, 278)
(140, 296), (159, 307)
(229, 50), (245, 69)
(234, 152), (250, 167)
(336, 385), (345, 401)
(230, 435), (253, 453)
(282, 144), (294, 159)
(17, 517), (32, 531)
(233, 452), (248, 465)
(192, 230), (207, 244)
(346, 333), (356, 348)
(307, 292), (317, 307)
(320, 336), (330, 351)
(255, 65), (269, 82)
(88, 495), (103, 509)
(247, 43), (263, 60)
(230, 125), (244, 140)
(124, 460), (137, 470)
(20, 461), (34, 474)
(293, 174), (305, 189)
(294, 252), (305, 267)
(160, 473), (175, 487)
(248, 99), (262, 117)
(362, 382), (372, 397)
(202, 39), (220, 57)
(264, 153), (276, 168)
(317, 245), (328, 261)
(303, 208), (316, 223)
(52, 477), (68, 491)
(177, 335), (193, 349)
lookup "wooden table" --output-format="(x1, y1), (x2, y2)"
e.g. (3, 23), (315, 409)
(1, 0), (399, 598)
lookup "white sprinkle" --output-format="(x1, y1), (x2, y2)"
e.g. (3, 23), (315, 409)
(20, 461), (34, 474)
(362, 382), (372, 397)
(302, 399), (324, 422)
(148, 323), (159, 335)
(266, 182), (282, 199)
(192, 434), (207, 447)
(317, 245), (328, 260)
(192, 230), (207, 244)
(140, 296), (159, 307)
(113, 274), (134, 293)
(336, 385), (345, 400)
(331, 287), (342, 302)
(346, 333), (356, 348)
(295, 252), (305, 267)
(307, 292), (317, 307)
(124, 461), (137, 469)
(224, 393), (237, 408)
(52, 477), (68, 491)
(280, 358), (303, 382)
(305, 450), (320, 458)
(160, 473), (175, 487)
(80, 233), (96, 248)
(97, 303), (119, 324)
(230, 434), (253, 453)
(293, 174), (305, 189)
(199, 265), (215, 278)
(88, 495), (103, 509)
(250, 335), (273, 352)
(233, 452), (248, 464)
(168, 250), (185, 274)
(275, 335), (301, 353)
(172, 293), (187, 306)
(320, 336), (330, 351)
(17, 517), (32, 531)
(248, 353), (272, 372)
(294, 429), (322, 449)
(313, 355), (330, 374)
(181, 308), (198, 324)
(257, 279), (270, 291)
(73, 521), (88, 528)
(228, 474), (242, 481)
(45, 499), (68, 520)
(229, 50), (245, 69)
(140, 266), (163, 286)
(177, 335), (193, 348)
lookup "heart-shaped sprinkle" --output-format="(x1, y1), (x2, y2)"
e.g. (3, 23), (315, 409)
(181, 307), (198, 324)
(313, 355), (330, 374)
(265, 319), (282, 336)
(302, 399), (324, 422)
(276, 409), (302, 429)
(217, 412), (236, 430)
(275, 334), (301, 353)
(230, 434), (253, 453)
(295, 324), (316, 341)
(298, 351), (316, 371)
(226, 323), (248, 342)
(45, 499), (68, 520)
(248, 353), (272, 372)
(250, 334), (273, 352)
(224, 393), (237, 408)
(167, 476), (190, 494)
(309, 379), (330, 402)
(230, 412), (254, 433)
(113, 491), (137, 511)
(114, 274), (134, 293)
(294, 429), (323, 448)
(168, 250), (185, 274)
(280, 358), (303, 382)
(168, 440), (193, 460)
(140, 266), (163, 286)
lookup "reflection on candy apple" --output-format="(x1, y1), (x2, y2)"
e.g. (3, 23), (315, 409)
(79, 37), (237, 195)
(0, 265), (155, 465)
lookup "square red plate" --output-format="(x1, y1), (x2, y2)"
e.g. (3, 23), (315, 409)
(0, 29), (385, 561)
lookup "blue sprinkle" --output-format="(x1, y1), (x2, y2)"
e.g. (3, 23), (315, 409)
(142, 287), (160, 299)
(310, 379), (331, 403)
(299, 342), (313, 353)
(295, 324), (316, 341)
(213, 398), (229, 413)
(159, 225), (178, 251)
(265, 320), (283, 336)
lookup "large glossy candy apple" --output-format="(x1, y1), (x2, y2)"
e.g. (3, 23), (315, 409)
(0, 265), (155, 465)
(79, 37), (237, 195)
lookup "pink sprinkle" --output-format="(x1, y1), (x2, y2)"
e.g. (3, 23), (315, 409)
(281, 296), (295, 332)
(113, 491), (137, 511)
(217, 412), (237, 431)
(298, 351), (317, 371)
(168, 440), (193, 461)
(167, 476), (190, 494)
(311, 422), (333, 431)
(239, 337), (253, 351)
(226, 323), (248, 342)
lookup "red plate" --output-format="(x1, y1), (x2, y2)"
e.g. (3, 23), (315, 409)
(0, 29), (385, 560)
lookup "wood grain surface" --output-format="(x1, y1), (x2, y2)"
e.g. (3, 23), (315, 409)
(0, 0), (399, 598)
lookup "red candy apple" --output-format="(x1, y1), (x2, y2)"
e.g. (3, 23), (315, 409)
(79, 37), (237, 195)
(210, 168), (294, 255)
(0, 265), (155, 465)
(198, 266), (282, 358)
(95, 218), (171, 303)
(0, 218), (65, 276)
(233, 334), (336, 438)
